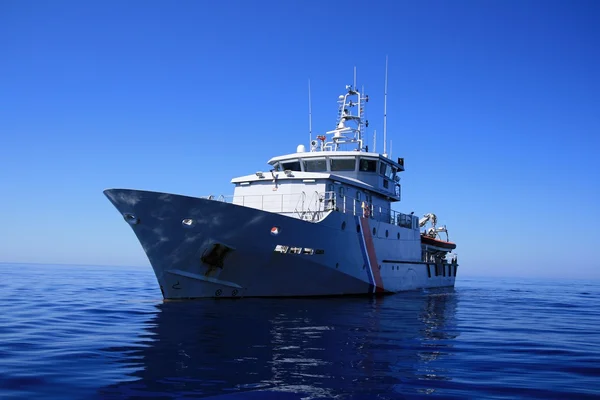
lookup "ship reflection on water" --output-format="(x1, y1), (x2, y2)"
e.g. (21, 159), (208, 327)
(98, 290), (459, 399)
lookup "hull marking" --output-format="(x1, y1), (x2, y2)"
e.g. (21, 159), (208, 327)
(357, 217), (385, 293)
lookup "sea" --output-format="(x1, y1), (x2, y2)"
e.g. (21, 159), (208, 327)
(0, 263), (599, 400)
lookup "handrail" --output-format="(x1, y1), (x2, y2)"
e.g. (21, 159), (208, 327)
(201, 191), (416, 227)
(294, 191), (306, 219)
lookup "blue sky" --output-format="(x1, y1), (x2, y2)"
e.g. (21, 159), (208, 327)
(1, 0), (599, 279)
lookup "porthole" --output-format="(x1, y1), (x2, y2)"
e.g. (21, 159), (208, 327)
(357, 224), (360, 233)
(341, 221), (346, 230)
(335, 262), (339, 269)
(385, 230), (389, 238)
(373, 228), (376, 235)
(363, 264), (366, 270)
(397, 232), (400, 239)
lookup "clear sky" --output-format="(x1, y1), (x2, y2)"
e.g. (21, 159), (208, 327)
(1, 0), (599, 279)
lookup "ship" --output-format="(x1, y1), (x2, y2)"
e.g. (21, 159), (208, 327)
(104, 76), (458, 299)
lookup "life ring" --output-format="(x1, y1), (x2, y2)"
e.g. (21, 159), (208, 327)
(362, 202), (371, 218)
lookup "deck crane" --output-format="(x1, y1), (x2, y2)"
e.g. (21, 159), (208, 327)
(419, 213), (450, 241)
(419, 213), (437, 228)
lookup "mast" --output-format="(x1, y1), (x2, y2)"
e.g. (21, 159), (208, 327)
(362, 84), (366, 150)
(383, 55), (388, 156)
(308, 79), (312, 146)
(320, 70), (369, 152)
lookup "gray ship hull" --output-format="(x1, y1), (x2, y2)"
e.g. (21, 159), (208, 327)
(104, 189), (456, 299)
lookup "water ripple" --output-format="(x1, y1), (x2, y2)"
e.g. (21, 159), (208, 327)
(0, 264), (599, 399)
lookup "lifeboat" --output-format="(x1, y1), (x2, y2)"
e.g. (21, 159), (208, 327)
(420, 234), (457, 250)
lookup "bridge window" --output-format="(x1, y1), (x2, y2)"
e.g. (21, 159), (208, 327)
(330, 158), (356, 171)
(303, 158), (327, 172)
(388, 167), (396, 179)
(281, 160), (301, 171)
(380, 162), (395, 179)
(380, 162), (388, 176)
(359, 158), (378, 172)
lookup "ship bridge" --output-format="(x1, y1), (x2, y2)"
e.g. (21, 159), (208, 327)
(267, 150), (404, 200)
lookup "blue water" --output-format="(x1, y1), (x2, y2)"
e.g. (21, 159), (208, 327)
(0, 264), (599, 399)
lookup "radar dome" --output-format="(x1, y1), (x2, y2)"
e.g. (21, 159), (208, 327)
(297, 144), (306, 153)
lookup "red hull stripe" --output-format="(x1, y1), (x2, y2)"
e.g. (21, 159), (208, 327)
(360, 217), (385, 293)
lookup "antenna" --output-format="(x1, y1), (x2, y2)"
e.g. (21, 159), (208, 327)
(383, 55), (388, 156)
(308, 79), (312, 145)
(390, 140), (392, 158)
(373, 130), (377, 152)
(353, 66), (357, 89)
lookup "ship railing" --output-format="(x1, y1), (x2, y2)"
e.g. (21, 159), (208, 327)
(333, 193), (417, 229)
(201, 191), (416, 228)
(203, 191), (337, 221)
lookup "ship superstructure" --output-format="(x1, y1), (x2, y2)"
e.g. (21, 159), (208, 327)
(104, 76), (458, 299)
